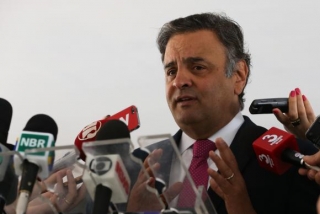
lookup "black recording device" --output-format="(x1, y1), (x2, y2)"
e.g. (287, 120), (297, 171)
(306, 115), (320, 149)
(249, 98), (288, 114)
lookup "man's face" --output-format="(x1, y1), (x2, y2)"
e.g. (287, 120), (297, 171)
(164, 30), (246, 137)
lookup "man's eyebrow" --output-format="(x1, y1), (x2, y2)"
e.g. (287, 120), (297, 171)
(164, 61), (176, 69)
(183, 57), (205, 64)
(164, 57), (207, 69)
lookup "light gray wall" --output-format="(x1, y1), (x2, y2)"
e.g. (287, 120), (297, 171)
(1, 0), (319, 149)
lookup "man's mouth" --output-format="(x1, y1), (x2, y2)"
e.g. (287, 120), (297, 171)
(176, 96), (196, 103)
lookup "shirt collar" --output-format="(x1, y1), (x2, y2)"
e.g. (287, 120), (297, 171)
(179, 111), (244, 154)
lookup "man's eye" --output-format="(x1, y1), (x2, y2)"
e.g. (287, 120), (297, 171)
(167, 69), (176, 76)
(194, 66), (204, 71)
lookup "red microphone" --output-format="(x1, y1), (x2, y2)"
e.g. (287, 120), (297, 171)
(74, 105), (140, 160)
(253, 127), (320, 175)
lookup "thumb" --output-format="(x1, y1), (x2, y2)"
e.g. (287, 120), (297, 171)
(303, 153), (320, 166)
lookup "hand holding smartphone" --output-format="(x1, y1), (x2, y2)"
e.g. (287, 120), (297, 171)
(249, 98), (288, 114)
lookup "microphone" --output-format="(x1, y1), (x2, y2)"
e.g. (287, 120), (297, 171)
(51, 149), (78, 173)
(0, 98), (13, 146)
(75, 105), (140, 161)
(0, 98), (18, 210)
(0, 144), (15, 211)
(82, 120), (131, 214)
(253, 127), (320, 175)
(14, 114), (58, 214)
(0, 98), (13, 181)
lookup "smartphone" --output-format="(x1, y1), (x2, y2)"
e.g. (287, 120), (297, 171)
(306, 115), (320, 149)
(249, 98), (288, 114)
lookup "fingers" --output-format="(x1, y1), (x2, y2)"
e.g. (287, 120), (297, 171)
(52, 170), (79, 212)
(65, 170), (77, 203)
(304, 153), (320, 166)
(136, 150), (162, 188)
(55, 170), (65, 197)
(288, 89), (300, 121)
(299, 168), (320, 185)
(298, 168), (308, 176)
(303, 95), (316, 123)
(162, 181), (183, 203)
(272, 108), (287, 124)
(145, 149), (163, 167)
(215, 138), (238, 172)
(299, 153), (320, 185)
(317, 197), (320, 214)
(207, 138), (239, 195)
(273, 88), (316, 140)
(315, 173), (320, 185)
(42, 168), (68, 192)
(209, 178), (224, 199)
(139, 149), (163, 183)
(207, 161), (232, 195)
(288, 88), (316, 124)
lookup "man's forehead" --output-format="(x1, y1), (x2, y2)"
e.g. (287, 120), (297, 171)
(164, 30), (224, 55)
(164, 57), (206, 68)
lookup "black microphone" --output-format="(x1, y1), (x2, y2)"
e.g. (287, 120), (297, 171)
(0, 98), (17, 211)
(14, 114), (58, 214)
(0, 98), (13, 146)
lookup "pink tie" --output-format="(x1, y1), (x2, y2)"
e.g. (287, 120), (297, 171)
(177, 139), (216, 208)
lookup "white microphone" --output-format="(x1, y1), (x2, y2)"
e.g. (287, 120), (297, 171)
(82, 119), (131, 214)
(83, 153), (130, 203)
(51, 150), (78, 174)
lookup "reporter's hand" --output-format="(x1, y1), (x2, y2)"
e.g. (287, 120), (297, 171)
(52, 169), (86, 212)
(298, 151), (320, 185)
(273, 88), (315, 140)
(126, 149), (182, 212)
(208, 138), (256, 214)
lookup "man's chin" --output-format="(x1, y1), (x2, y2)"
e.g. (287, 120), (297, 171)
(174, 114), (200, 126)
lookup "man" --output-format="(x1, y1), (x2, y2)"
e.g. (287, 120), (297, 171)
(128, 13), (319, 214)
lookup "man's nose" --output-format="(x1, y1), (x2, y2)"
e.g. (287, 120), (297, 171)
(173, 69), (192, 89)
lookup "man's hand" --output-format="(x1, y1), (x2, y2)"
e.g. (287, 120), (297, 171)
(207, 138), (256, 214)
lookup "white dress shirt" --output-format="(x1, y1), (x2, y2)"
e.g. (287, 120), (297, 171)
(169, 112), (244, 206)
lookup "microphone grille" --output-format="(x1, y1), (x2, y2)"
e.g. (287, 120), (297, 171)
(23, 114), (58, 141)
(96, 120), (130, 141)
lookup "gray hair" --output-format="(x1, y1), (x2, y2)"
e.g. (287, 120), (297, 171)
(156, 12), (251, 110)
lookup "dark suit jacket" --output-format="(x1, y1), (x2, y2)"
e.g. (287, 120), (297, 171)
(132, 116), (320, 214)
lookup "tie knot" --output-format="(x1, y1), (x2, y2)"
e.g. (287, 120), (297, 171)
(192, 139), (216, 158)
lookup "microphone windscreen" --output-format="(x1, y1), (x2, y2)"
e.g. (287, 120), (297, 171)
(96, 120), (130, 141)
(253, 127), (299, 174)
(94, 120), (131, 155)
(23, 114), (58, 141)
(0, 98), (13, 144)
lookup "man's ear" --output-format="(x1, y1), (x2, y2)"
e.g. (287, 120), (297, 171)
(233, 60), (249, 95)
